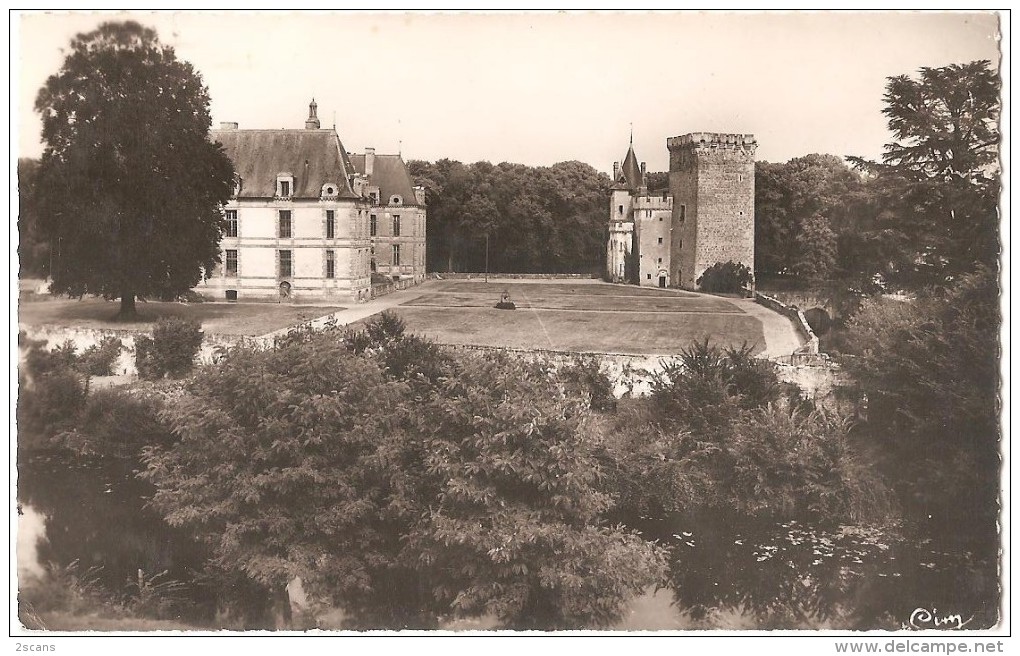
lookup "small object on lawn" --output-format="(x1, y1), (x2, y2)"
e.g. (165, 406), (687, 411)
(495, 290), (516, 310)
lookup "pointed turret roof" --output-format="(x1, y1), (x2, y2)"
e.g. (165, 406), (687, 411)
(617, 143), (644, 191)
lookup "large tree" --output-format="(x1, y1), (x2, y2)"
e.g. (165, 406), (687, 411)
(847, 60), (1000, 285)
(144, 321), (664, 629)
(34, 21), (234, 318)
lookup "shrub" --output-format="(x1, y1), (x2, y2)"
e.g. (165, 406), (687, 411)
(57, 388), (172, 459)
(365, 310), (406, 344)
(77, 337), (124, 376)
(560, 355), (617, 412)
(697, 260), (752, 293)
(136, 317), (203, 380)
(19, 341), (88, 447)
(18, 366), (87, 448)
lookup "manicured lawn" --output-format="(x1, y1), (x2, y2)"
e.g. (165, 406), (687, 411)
(405, 292), (742, 314)
(388, 280), (761, 354)
(427, 281), (700, 297)
(387, 306), (765, 355)
(18, 298), (345, 336)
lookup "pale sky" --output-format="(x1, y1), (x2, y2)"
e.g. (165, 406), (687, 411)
(15, 11), (1001, 172)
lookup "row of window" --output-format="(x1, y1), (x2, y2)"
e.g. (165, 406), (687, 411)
(222, 246), (406, 279)
(225, 210), (417, 239)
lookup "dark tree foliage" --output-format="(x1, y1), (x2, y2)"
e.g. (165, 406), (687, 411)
(846, 60), (1000, 287)
(754, 154), (863, 280)
(644, 171), (669, 192)
(408, 159), (610, 275)
(837, 266), (999, 530)
(34, 21), (235, 318)
(143, 319), (664, 630)
(697, 261), (752, 293)
(605, 341), (889, 522)
(18, 158), (50, 278)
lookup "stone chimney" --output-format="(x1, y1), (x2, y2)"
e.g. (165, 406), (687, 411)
(365, 147), (375, 177)
(305, 99), (320, 129)
(613, 161), (620, 180)
(414, 185), (426, 206)
(219, 122), (238, 130)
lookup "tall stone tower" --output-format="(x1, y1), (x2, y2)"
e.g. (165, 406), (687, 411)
(667, 133), (756, 289)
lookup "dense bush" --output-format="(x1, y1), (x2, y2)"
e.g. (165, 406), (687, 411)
(77, 337), (124, 376)
(835, 267), (999, 528)
(18, 339), (88, 447)
(136, 317), (203, 379)
(143, 330), (664, 630)
(697, 261), (753, 293)
(610, 341), (889, 522)
(57, 388), (172, 459)
(18, 366), (87, 448)
(560, 355), (617, 412)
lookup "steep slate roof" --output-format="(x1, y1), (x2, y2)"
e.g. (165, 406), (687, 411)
(618, 144), (644, 191)
(349, 153), (421, 207)
(211, 129), (359, 199)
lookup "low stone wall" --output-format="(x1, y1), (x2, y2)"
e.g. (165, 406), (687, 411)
(755, 292), (820, 355)
(431, 272), (599, 280)
(371, 278), (419, 299)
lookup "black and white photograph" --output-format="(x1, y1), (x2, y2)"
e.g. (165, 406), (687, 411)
(10, 8), (1009, 650)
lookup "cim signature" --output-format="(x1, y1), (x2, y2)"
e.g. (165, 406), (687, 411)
(903, 607), (974, 630)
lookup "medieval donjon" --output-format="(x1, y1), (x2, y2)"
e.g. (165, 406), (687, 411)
(607, 132), (756, 289)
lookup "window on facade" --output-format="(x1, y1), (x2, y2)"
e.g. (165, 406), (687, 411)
(279, 210), (292, 238)
(679, 205), (686, 221)
(393, 215), (400, 236)
(678, 239), (683, 249)
(226, 210), (238, 237)
(325, 249), (335, 279)
(657, 257), (662, 264)
(659, 217), (663, 222)
(658, 237), (663, 244)
(280, 180), (291, 198)
(225, 249), (238, 276)
(279, 250), (292, 278)
(647, 273), (652, 280)
(392, 244), (401, 265)
(618, 205), (624, 215)
(370, 214), (377, 237)
(326, 210), (335, 238)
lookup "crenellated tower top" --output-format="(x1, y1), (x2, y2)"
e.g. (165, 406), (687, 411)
(667, 132), (757, 152)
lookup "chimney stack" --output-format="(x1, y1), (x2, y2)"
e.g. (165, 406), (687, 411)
(365, 147), (375, 177)
(613, 162), (620, 180)
(305, 98), (320, 129)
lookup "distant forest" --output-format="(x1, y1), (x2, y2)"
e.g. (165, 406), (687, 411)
(407, 159), (612, 275)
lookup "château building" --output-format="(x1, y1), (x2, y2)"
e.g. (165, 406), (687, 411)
(607, 132), (756, 290)
(196, 100), (426, 302)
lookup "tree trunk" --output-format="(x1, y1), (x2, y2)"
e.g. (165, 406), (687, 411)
(117, 291), (138, 320)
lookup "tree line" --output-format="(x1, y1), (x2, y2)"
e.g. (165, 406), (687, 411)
(407, 159), (610, 275)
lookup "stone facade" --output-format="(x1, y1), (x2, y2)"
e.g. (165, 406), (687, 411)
(607, 132), (755, 290)
(195, 101), (426, 303)
(668, 133), (756, 289)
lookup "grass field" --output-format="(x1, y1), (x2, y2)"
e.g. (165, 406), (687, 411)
(387, 281), (765, 355)
(18, 298), (346, 336)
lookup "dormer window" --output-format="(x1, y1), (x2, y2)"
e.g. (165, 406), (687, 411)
(390, 195), (402, 205)
(276, 173), (294, 199)
(232, 176), (242, 198)
(321, 183), (338, 200)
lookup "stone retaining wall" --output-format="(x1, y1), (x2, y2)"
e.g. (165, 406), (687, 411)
(18, 324), (244, 378)
(755, 292), (820, 354)
(431, 273), (598, 280)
